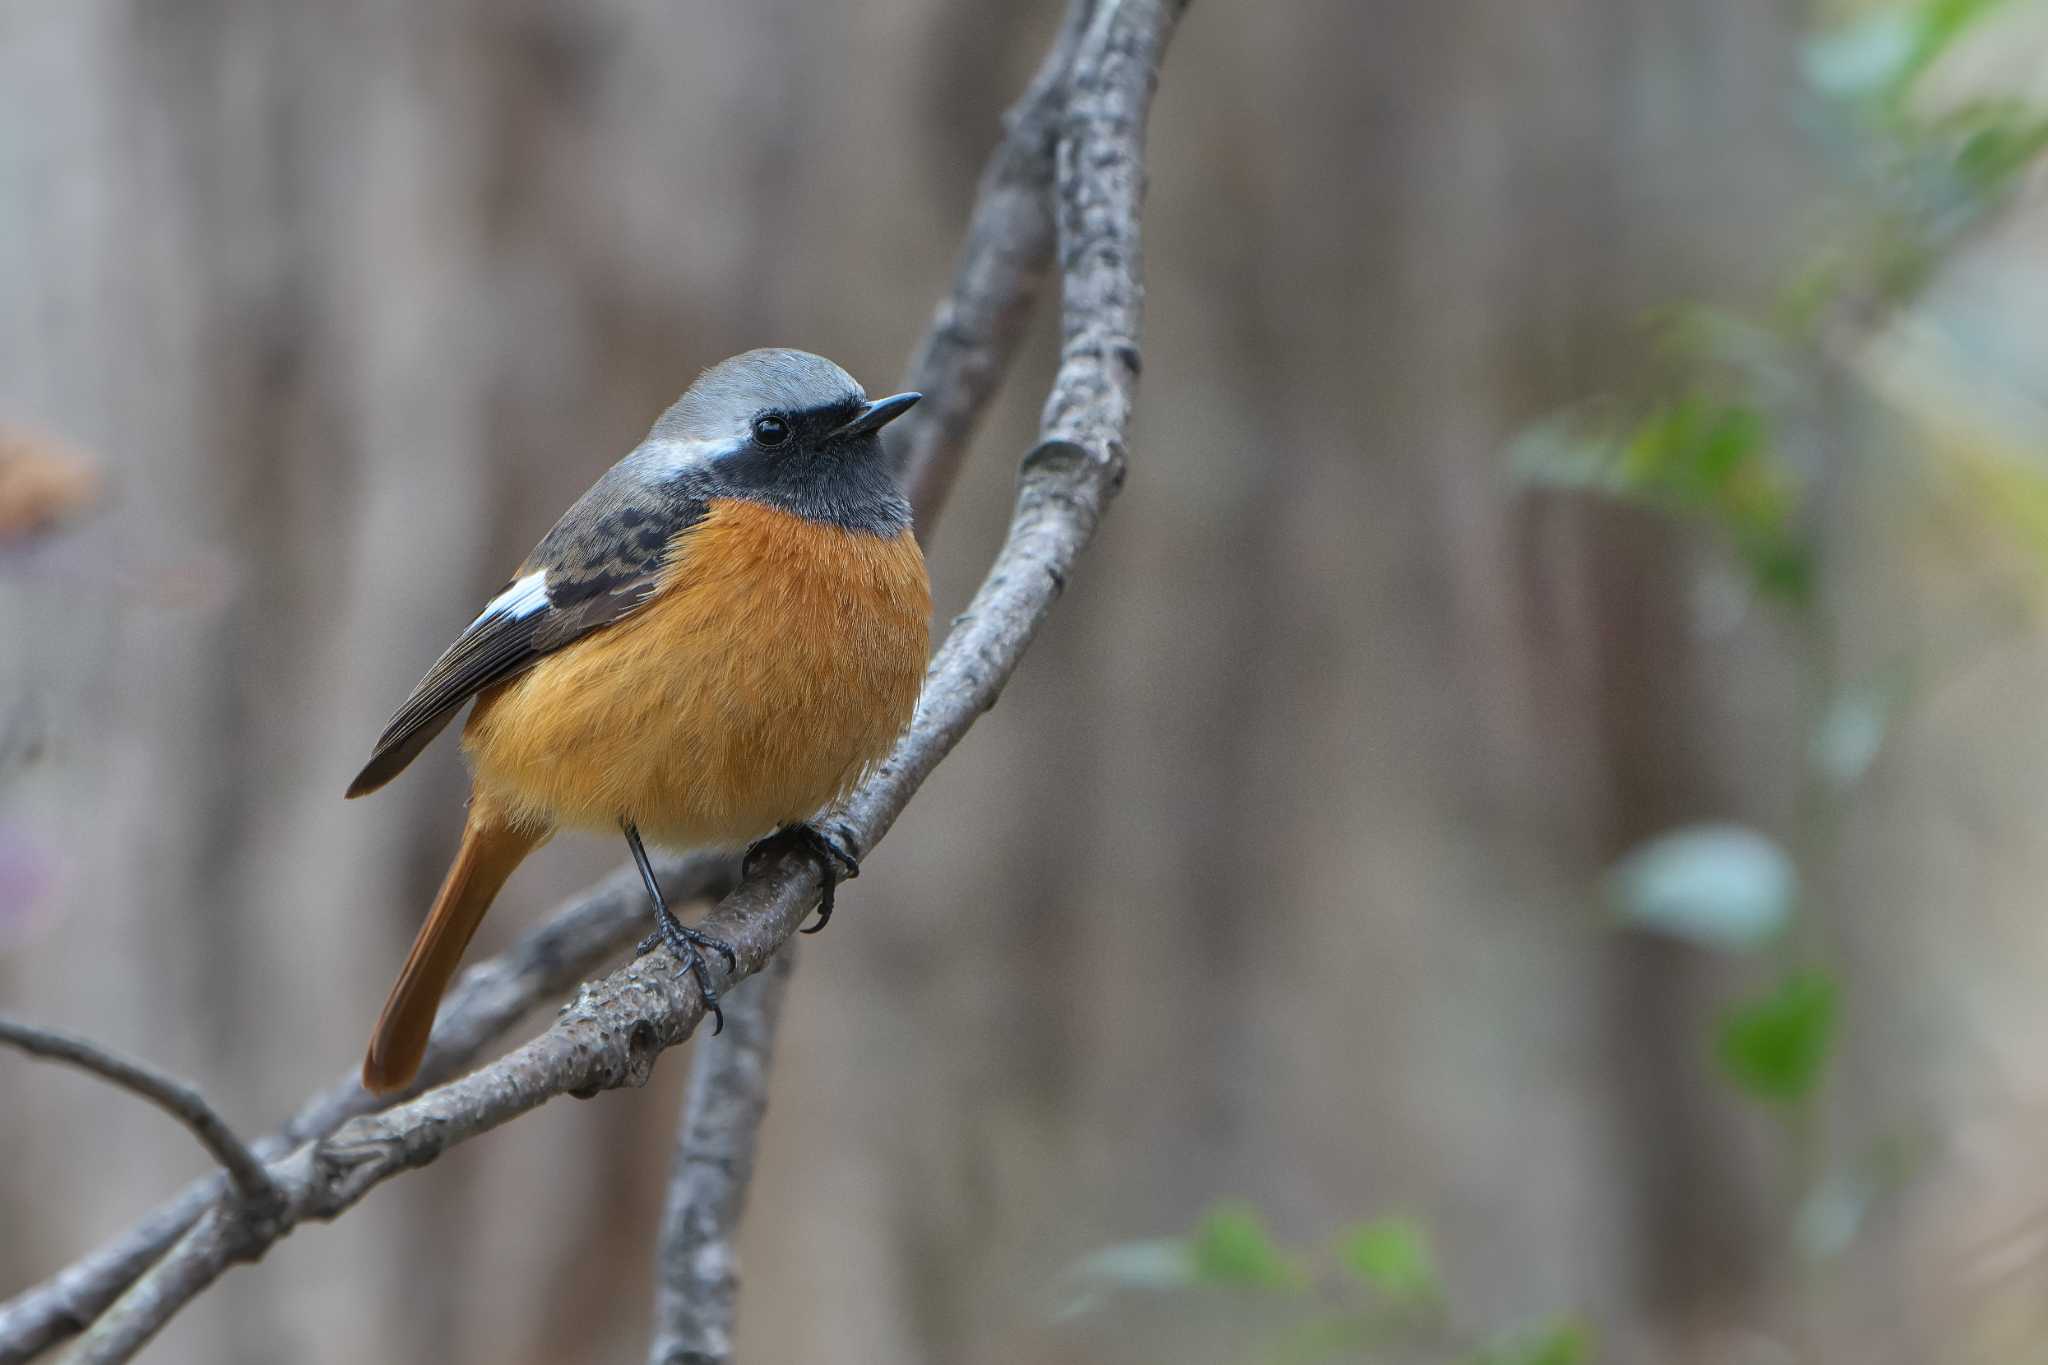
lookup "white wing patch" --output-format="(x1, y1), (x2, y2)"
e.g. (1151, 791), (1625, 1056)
(479, 570), (549, 624)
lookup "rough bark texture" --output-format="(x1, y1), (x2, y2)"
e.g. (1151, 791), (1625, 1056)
(636, 6), (1108, 1350)
(894, 0), (1092, 536)
(644, 949), (794, 1365)
(0, 853), (735, 1363)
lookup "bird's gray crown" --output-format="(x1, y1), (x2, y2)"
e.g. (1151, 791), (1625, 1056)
(653, 348), (866, 443)
(632, 348), (912, 537)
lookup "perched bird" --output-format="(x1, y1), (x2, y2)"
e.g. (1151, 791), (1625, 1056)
(347, 349), (930, 1093)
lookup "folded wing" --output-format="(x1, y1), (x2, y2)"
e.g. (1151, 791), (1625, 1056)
(346, 477), (707, 797)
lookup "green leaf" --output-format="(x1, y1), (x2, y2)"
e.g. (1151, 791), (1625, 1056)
(1469, 1316), (1596, 1365)
(1189, 1203), (1304, 1291)
(1716, 971), (1838, 1103)
(1508, 394), (1810, 605)
(1607, 824), (1797, 952)
(1914, 0), (2023, 77)
(1335, 1217), (1439, 1302)
(1948, 110), (2048, 191)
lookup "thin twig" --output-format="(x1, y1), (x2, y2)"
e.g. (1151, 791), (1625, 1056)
(645, 948), (797, 1365)
(0, 1018), (280, 1214)
(12, 0), (1189, 1357)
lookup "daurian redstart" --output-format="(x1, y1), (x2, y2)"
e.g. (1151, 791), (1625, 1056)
(347, 349), (930, 1093)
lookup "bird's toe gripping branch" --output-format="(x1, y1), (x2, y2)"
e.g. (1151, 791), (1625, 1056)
(633, 907), (737, 1036)
(744, 822), (860, 934)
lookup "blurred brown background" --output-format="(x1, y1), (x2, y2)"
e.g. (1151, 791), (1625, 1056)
(7, 1), (2048, 1361)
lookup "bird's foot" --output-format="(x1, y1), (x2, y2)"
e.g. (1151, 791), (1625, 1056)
(743, 822), (859, 934)
(634, 902), (737, 1035)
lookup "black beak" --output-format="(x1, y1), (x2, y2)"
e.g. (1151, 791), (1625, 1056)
(829, 391), (921, 439)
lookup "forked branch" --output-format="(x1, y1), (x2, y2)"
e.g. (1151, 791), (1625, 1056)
(0, 1), (1188, 1359)
(0, 1019), (279, 1214)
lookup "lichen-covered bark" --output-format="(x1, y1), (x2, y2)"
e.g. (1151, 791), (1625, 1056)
(644, 950), (795, 1365)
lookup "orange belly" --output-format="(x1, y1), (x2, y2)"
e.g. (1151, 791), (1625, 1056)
(460, 498), (930, 847)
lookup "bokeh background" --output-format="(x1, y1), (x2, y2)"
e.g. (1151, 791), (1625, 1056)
(8, 1), (2048, 1361)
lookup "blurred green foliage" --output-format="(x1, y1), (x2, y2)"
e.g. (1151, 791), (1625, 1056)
(1191, 1203), (1309, 1293)
(1336, 1218), (1440, 1306)
(1511, 395), (1811, 605)
(1716, 970), (1840, 1103)
(1511, 0), (2048, 1130)
(1063, 1204), (1588, 1364)
(1064, 2), (2045, 1358)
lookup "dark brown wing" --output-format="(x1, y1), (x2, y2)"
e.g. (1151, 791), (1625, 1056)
(346, 475), (707, 798)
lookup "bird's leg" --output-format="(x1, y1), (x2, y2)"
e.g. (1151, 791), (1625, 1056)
(623, 820), (735, 1035)
(743, 821), (859, 934)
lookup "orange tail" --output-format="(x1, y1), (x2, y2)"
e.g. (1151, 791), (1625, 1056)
(362, 802), (548, 1093)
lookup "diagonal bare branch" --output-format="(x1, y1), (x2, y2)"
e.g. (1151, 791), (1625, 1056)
(894, 0), (1098, 535)
(637, 6), (1106, 1351)
(0, 1019), (280, 1214)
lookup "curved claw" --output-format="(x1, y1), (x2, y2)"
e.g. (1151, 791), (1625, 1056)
(676, 945), (725, 1036)
(695, 967), (725, 1035)
(740, 840), (770, 880)
(745, 823), (857, 934)
(800, 877), (838, 934)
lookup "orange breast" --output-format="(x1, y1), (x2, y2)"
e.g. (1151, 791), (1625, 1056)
(461, 498), (930, 847)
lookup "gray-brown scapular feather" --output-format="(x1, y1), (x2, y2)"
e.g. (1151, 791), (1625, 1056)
(345, 469), (708, 798)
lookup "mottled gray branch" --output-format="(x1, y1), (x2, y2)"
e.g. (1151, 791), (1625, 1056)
(634, 6), (1107, 1351)
(12, 0), (1187, 1358)
(645, 949), (796, 1365)
(0, 1019), (279, 1214)
(0, 853), (733, 1364)
(894, 0), (1096, 535)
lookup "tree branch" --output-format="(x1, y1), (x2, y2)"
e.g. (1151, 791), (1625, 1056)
(645, 947), (796, 1365)
(0, 1019), (279, 1214)
(894, 0), (1097, 535)
(6, 0), (1187, 1358)
(635, 5), (1106, 1350)
(0, 853), (735, 1364)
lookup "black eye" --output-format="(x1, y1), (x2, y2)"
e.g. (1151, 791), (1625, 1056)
(752, 414), (791, 448)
